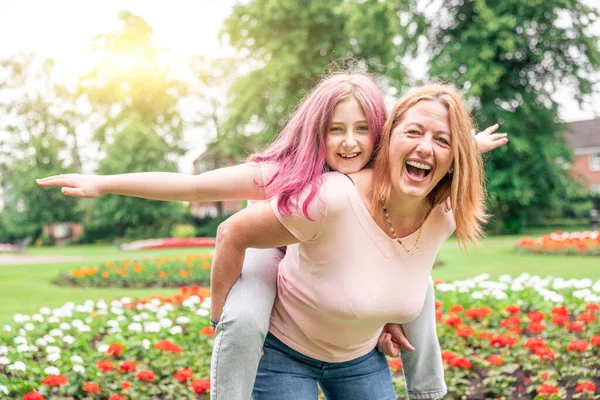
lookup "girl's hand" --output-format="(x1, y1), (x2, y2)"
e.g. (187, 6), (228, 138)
(377, 323), (415, 357)
(36, 174), (104, 198)
(475, 123), (508, 153)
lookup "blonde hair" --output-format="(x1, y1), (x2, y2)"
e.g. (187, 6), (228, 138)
(371, 84), (488, 247)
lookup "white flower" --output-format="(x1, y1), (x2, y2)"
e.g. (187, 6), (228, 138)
(139, 312), (149, 320)
(159, 318), (173, 329)
(0, 384), (8, 395)
(120, 297), (132, 304)
(0, 346), (8, 355)
(71, 319), (84, 328)
(471, 291), (484, 299)
(176, 316), (190, 325)
(498, 274), (512, 283)
(156, 309), (168, 319)
(40, 307), (51, 315)
(170, 326), (183, 335)
(111, 300), (123, 308)
(35, 338), (48, 347)
(13, 336), (27, 345)
(43, 335), (56, 343)
(584, 294), (600, 303)
(435, 283), (457, 292)
(63, 335), (75, 344)
(16, 344), (29, 353)
(110, 307), (124, 315)
(151, 299), (161, 306)
(32, 314), (44, 322)
(19, 328), (26, 336)
(573, 289), (592, 299)
(44, 366), (60, 375)
(73, 364), (85, 374)
(106, 320), (120, 328)
(144, 322), (161, 333)
(116, 315), (127, 322)
(28, 345), (38, 352)
(196, 309), (209, 317)
(132, 315), (142, 322)
(8, 361), (26, 371)
(142, 339), (151, 350)
(47, 353), (61, 362)
(108, 326), (122, 334)
(200, 298), (211, 309)
(2, 325), (11, 332)
(77, 325), (91, 333)
(59, 322), (71, 330)
(71, 355), (84, 364)
(46, 346), (61, 354)
(592, 280), (600, 293)
(12, 314), (25, 324)
(0, 356), (10, 365)
(97, 344), (109, 353)
(49, 329), (64, 337)
(128, 323), (142, 333)
(48, 316), (60, 324)
(84, 300), (95, 309)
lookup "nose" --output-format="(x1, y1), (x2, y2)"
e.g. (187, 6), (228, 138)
(416, 135), (433, 156)
(342, 131), (358, 148)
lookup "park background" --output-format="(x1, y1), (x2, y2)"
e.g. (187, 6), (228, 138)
(1, 0), (600, 399)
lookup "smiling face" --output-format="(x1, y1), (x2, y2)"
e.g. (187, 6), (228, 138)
(325, 96), (377, 174)
(388, 100), (454, 201)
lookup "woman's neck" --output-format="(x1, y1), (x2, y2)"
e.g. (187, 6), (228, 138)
(384, 193), (430, 235)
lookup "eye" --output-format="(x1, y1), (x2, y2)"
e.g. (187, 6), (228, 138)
(329, 126), (343, 133)
(405, 129), (422, 136)
(436, 137), (450, 145)
(356, 125), (369, 132)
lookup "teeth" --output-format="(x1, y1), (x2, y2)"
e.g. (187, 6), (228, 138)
(339, 153), (359, 158)
(406, 160), (431, 170)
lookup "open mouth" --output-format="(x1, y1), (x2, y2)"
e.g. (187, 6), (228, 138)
(338, 152), (360, 160)
(405, 160), (432, 181)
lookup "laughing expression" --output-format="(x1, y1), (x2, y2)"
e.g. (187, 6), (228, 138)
(389, 100), (454, 201)
(325, 96), (376, 174)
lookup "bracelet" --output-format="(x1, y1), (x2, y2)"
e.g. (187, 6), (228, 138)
(210, 319), (219, 330)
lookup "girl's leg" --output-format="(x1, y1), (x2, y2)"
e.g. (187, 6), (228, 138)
(253, 333), (320, 400)
(399, 278), (447, 400)
(211, 247), (284, 400)
(318, 348), (396, 400)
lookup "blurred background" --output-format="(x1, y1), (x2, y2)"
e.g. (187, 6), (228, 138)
(1, 0), (599, 246)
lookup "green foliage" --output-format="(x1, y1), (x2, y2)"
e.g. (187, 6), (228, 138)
(171, 224), (197, 239)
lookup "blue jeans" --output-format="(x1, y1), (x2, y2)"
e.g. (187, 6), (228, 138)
(253, 332), (397, 400)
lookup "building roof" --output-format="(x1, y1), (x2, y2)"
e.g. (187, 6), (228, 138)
(567, 117), (600, 149)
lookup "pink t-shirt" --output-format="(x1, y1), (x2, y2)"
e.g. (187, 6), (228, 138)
(269, 172), (455, 362)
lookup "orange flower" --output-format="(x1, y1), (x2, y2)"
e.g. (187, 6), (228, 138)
(477, 331), (493, 340)
(449, 356), (471, 369)
(154, 339), (183, 353)
(551, 305), (569, 316)
(574, 381), (597, 393)
(539, 371), (552, 380)
(584, 303), (600, 311)
(434, 299), (442, 309)
(456, 326), (475, 337)
(443, 316), (463, 327)
(441, 350), (459, 363)
(525, 338), (546, 350)
(110, 395), (126, 400)
(536, 384), (559, 395)
(507, 327), (523, 334)
(565, 321), (584, 332)
(449, 305), (464, 313)
(23, 392), (45, 400)
(107, 343), (124, 358)
(433, 279), (444, 286)
(41, 374), (69, 386)
(567, 340), (588, 352)
(158, 271), (166, 278)
(190, 378), (211, 394)
(199, 326), (215, 336)
(527, 322), (546, 333)
(534, 347), (556, 360)
(388, 358), (402, 372)
(591, 334), (600, 347)
(136, 370), (156, 381)
(174, 368), (194, 382)
(527, 311), (545, 322)
(119, 360), (137, 373)
(500, 316), (521, 327)
(121, 382), (131, 390)
(550, 314), (569, 325)
(577, 312), (596, 323)
(491, 334), (519, 348)
(504, 304), (520, 315)
(102, 272), (110, 279)
(435, 310), (443, 322)
(82, 382), (101, 393)
(96, 360), (114, 372)
(465, 307), (491, 319)
(485, 355), (503, 366)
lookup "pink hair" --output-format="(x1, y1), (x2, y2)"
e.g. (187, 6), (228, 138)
(249, 72), (387, 219)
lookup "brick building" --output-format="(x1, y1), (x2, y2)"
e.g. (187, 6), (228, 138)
(567, 118), (600, 194)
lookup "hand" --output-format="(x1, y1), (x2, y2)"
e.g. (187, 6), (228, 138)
(377, 323), (415, 357)
(474, 123), (508, 153)
(36, 174), (104, 198)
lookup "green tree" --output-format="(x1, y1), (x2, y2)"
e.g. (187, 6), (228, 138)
(408, 0), (600, 233)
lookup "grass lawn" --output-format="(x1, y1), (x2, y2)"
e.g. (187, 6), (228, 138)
(0, 232), (597, 324)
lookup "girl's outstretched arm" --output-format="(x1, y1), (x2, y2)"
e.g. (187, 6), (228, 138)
(36, 163), (267, 202)
(475, 123), (508, 153)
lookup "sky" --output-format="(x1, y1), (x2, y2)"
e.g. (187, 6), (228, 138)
(1, 0), (599, 173)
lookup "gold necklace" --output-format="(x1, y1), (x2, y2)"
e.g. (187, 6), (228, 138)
(382, 206), (426, 255)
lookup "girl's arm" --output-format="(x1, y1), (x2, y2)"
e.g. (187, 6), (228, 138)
(36, 163), (268, 202)
(210, 201), (299, 321)
(475, 123), (508, 153)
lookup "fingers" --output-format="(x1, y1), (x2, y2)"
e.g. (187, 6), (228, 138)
(61, 187), (91, 198)
(398, 335), (415, 352)
(480, 123), (499, 135)
(381, 334), (400, 357)
(36, 176), (72, 187)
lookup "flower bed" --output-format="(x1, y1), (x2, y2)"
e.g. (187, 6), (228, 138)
(1, 274), (599, 399)
(518, 231), (600, 256)
(119, 238), (216, 251)
(54, 254), (212, 288)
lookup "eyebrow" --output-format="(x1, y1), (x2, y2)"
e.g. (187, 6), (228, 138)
(406, 122), (450, 135)
(331, 120), (368, 124)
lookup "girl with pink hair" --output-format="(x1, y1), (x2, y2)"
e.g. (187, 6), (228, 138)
(38, 71), (506, 399)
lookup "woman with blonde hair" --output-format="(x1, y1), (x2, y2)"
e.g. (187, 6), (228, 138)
(210, 83), (489, 399)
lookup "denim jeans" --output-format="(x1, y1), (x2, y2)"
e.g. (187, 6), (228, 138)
(253, 332), (396, 400)
(210, 248), (446, 400)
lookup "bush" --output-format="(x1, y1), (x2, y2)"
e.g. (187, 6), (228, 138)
(171, 224), (196, 239)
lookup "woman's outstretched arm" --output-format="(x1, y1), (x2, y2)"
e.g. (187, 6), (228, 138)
(36, 163), (267, 202)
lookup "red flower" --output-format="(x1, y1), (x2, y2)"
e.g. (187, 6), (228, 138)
(456, 326), (475, 337)
(449, 356), (471, 369)
(500, 316), (521, 327)
(591, 334), (600, 346)
(388, 358), (402, 372)
(82, 382), (101, 393)
(577, 312), (596, 323)
(551, 305), (569, 316)
(107, 343), (124, 358)
(190, 378), (211, 394)
(119, 360), (137, 373)
(136, 370), (156, 381)
(527, 322), (546, 333)
(508, 327), (523, 334)
(435, 300), (442, 309)
(435, 310), (443, 322)
(539, 371), (552, 380)
(527, 311), (545, 322)
(96, 360), (115, 372)
(449, 304), (464, 313)
(23, 392), (45, 400)
(465, 308), (484, 319)
(174, 368), (194, 382)
(565, 321), (584, 332)
(505, 304), (520, 315)
(41, 374), (69, 387)
(477, 331), (493, 340)
(154, 339), (183, 353)
(574, 381), (597, 393)
(485, 355), (503, 366)
(110, 395), (125, 400)
(525, 338), (545, 350)
(199, 326), (215, 336)
(491, 334), (519, 348)
(536, 384), (559, 395)
(443, 316), (463, 327)
(121, 382), (131, 390)
(584, 303), (600, 311)
(534, 347), (556, 360)
(441, 350), (459, 363)
(550, 314), (569, 325)
(567, 339), (588, 352)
